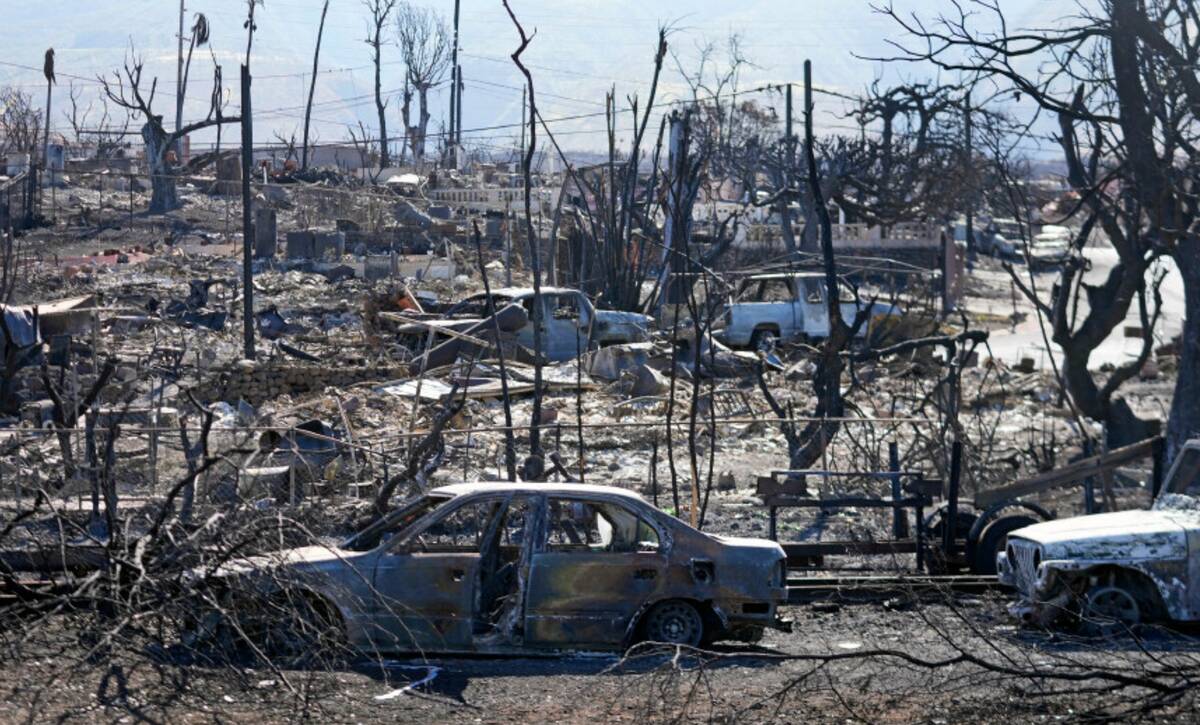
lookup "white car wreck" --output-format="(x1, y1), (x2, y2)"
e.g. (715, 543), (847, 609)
(717, 272), (898, 349)
(997, 440), (1200, 631)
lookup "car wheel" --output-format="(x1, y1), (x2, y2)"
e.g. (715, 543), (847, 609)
(750, 329), (778, 352)
(643, 600), (705, 647)
(1082, 585), (1140, 635)
(244, 591), (346, 663)
(922, 507), (978, 575)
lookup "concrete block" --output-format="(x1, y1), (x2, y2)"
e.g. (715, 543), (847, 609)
(363, 255), (392, 282)
(254, 208), (277, 259)
(313, 231), (346, 260)
(286, 231), (315, 259)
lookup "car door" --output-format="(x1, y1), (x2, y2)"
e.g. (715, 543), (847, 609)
(542, 293), (587, 361)
(800, 277), (829, 337)
(524, 497), (667, 647)
(370, 497), (502, 652)
(751, 278), (799, 341)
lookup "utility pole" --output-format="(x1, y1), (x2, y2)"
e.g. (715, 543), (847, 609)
(783, 82), (793, 245)
(175, 0), (186, 154)
(240, 64), (255, 360)
(519, 84), (526, 163)
(656, 111), (686, 317)
(963, 91), (974, 265)
(41, 49), (54, 174)
(448, 0), (461, 168)
(785, 83), (794, 163)
(456, 64), (464, 148)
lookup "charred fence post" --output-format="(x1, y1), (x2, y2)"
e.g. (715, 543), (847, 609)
(943, 437), (962, 560)
(1083, 438), (1096, 514)
(240, 63), (255, 360)
(889, 441), (908, 539)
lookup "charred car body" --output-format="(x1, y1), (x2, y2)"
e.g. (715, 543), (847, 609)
(202, 483), (789, 655)
(997, 440), (1200, 630)
(397, 287), (653, 362)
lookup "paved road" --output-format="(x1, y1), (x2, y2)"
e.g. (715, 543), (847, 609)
(970, 248), (1184, 371)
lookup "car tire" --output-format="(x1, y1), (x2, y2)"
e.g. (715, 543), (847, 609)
(244, 591), (346, 664)
(1081, 584), (1141, 637)
(922, 507), (978, 575)
(642, 600), (705, 647)
(970, 515), (1039, 575)
(750, 329), (778, 352)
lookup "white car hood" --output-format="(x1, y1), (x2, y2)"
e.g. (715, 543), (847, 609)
(1011, 510), (1189, 562)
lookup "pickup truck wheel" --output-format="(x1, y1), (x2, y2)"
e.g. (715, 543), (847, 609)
(642, 600), (705, 647)
(1082, 585), (1141, 635)
(750, 329), (778, 352)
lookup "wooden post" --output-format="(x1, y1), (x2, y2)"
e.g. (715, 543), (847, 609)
(175, 0), (186, 143)
(1082, 437), (1096, 514)
(890, 441), (908, 538)
(448, 0), (461, 167)
(943, 437), (962, 560)
(240, 64), (255, 360)
(148, 407), (159, 495)
(963, 91), (974, 263)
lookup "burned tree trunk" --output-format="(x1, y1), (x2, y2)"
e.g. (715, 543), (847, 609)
(1168, 262), (1200, 462)
(412, 84), (432, 164)
(142, 121), (179, 213)
(301, 0), (329, 171)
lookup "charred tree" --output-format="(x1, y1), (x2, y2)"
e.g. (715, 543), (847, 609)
(880, 1), (1198, 454)
(99, 48), (237, 213)
(301, 0), (329, 171)
(395, 1), (450, 166)
(363, 0), (397, 170)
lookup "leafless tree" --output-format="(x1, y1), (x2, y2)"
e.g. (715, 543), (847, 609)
(99, 46), (238, 213)
(878, 0), (1199, 457)
(0, 87), (43, 157)
(348, 120), (380, 183)
(395, 0), (450, 165)
(63, 83), (132, 158)
(544, 30), (671, 312)
(363, 0), (397, 169)
(838, 80), (967, 229)
(273, 129), (300, 164)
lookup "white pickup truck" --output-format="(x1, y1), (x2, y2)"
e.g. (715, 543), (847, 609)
(716, 272), (898, 349)
(998, 439), (1200, 631)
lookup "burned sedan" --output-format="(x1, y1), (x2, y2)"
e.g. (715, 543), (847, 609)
(202, 483), (790, 655)
(997, 440), (1200, 631)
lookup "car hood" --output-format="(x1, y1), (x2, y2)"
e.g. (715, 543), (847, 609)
(1011, 510), (1189, 562)
(1029, 244), (1068, 257)
(595, 310), (653, 327)
(211, 545), (367, 578)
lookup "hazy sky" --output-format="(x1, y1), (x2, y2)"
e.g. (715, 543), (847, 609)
(0, 0), (1070, 156)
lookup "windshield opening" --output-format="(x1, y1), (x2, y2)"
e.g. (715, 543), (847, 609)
(341, 493), (453, 551)
(1163, 446), (1200, 499)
